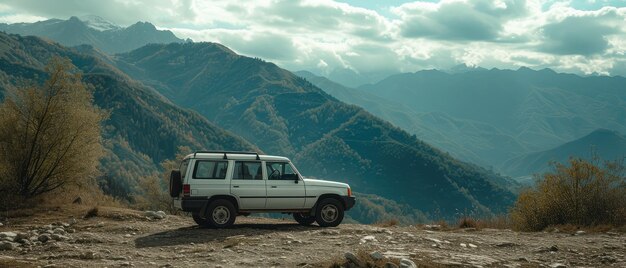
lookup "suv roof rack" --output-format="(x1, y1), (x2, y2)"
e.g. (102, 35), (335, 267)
(193, 150), (261, 160)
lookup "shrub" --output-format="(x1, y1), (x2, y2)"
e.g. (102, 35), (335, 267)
(0, 57), (105, 205)
(458, 217), (477, 228)
(511, 157), (626, 231)
(133, 146), (190, 214)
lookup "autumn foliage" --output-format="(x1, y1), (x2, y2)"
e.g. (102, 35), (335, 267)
(511, 158), (626, 231)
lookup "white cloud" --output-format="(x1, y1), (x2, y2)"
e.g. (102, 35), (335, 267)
(1, 0), (626, 77)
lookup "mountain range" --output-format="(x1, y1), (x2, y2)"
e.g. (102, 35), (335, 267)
(503, 129), (626, 177)
(0, 28), (516, 220)
(0, 32), (254, 198)
(0, 16), (184, 54)
(299, 69), (626, 177)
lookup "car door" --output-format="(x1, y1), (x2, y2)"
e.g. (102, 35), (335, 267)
(265, 162), (306, 209)
(189, 159), (230, 197)
(230, 161), (266, 210)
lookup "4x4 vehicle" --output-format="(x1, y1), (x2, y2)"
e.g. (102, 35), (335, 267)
(170, 151), (355, 228)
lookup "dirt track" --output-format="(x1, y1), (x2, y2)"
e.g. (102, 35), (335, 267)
(0, 206), (624, 267)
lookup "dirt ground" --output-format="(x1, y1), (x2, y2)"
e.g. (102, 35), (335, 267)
(0, 206), (624, 267)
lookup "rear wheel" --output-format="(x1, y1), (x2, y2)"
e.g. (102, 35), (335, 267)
(315, 198), (344, 227)
(293, 213), (316, 226)
(206, 199), (237, 228)
(192, 212), (211, 227)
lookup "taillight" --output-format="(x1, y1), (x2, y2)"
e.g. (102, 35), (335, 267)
(183, 184), (190, 197)
(347, 187), (352, 197)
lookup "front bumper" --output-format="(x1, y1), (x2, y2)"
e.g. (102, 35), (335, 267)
(342, 196), (356, 211)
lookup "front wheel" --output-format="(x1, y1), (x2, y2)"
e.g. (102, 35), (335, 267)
(293, 213), (316, 226)
(206, 199), (237, 228)
(315, 198), (344, 227)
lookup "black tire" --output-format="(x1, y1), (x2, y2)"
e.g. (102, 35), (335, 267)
(169, 170), (182, 197)
(205, 199), (237, 228)
(192, 212), (211, 227)
(315, 198), (344, 227)
(293, 213), (316, 226)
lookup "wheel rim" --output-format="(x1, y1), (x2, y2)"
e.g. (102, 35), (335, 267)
(321, 204), (338, 222)
(212, 206), (230, 225)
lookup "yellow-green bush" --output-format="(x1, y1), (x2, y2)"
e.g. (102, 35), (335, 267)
(511, 158), (626, 231)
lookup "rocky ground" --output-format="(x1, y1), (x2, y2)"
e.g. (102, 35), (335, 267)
(0, 206), (624, 268)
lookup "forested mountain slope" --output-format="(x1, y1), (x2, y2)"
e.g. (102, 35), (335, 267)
(0, 32), (254, 198)
(111, 42), (516, 216)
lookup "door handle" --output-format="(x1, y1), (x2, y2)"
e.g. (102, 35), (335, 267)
(233, 185), (240, 188)
(271, 186), (277, 188)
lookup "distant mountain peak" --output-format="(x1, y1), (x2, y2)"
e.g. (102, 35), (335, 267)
(128, 21), (157, 30)
(78, 15), (120, 31)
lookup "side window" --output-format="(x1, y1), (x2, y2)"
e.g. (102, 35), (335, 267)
(267, 162), (297, 180)
(233, 161), (263, 180)
(193, 160), (228, 179)
(180, 159), (189, 179)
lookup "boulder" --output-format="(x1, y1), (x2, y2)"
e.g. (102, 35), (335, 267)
(0, 241), (16, 251)
(370, 251), (384, 261)
(144, 211), (166, 220)
(399, 258), (417, 268)
(345, 252), (365, 267)
(38, 234), (50, 243)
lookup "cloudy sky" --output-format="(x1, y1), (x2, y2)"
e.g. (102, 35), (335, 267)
(1, 0), (626, 77)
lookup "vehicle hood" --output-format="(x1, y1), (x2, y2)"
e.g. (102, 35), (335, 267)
(303, 178), (349, 188)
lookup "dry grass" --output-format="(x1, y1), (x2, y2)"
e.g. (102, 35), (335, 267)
(458, 217), (477, 229)
(320, 250), (449, 268)
(511, 158), (626, 231)
(84, 207), (99, 218)
(374, 218), (399, 227)
(477, 215), (513, 229)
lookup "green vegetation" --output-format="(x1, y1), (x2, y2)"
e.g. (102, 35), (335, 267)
(511, 157), (626, 231)
(114, 42), (516, 218)
(0, 57), (104, 203)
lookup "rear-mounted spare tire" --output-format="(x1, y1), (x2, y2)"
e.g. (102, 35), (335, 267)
(169, 170), (182, 197)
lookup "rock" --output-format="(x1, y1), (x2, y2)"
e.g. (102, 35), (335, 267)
(144, 211), (166, 220)
(38, 234), (50, 243)
(550, 263), (566, 268)
(384, 262), (399, 268)
(53, 228), (66, 235)
(370, 251), (384, 261)
(496, 242), (518, 247)
(50, 234), (68, 241)
(14, 232), (29, 242)
(575, 230), (586, 236)
(0, 222), (3, 227)
(16, 239), (31, 245)
(423, 224), (441, 231)
(345, 252), (365, 267)
(468, 243), (477, 248)
(550, 245), (559, 252)
(360, 235), (377, 243)
(96, 222), (105, 228)
(124, 234), (132, 238)
(0, 241), (16, 250)
(79, 251), (98, 260)
(460, 243), (467, 247)
(399, 258), (417, 268)
(0, 232), (17, 239)
(425, 237), (442, 244)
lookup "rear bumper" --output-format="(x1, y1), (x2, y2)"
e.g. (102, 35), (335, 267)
(179, 197), (207, 213)
(342, 196), (356, 211)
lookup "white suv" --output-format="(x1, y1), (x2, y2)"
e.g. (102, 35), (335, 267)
(170, 151), (355, 228)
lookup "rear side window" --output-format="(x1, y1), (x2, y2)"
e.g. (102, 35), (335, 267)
(233, 161), (263, 180)
(193, 160), (228, 179)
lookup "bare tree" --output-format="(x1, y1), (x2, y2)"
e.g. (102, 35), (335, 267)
(0, 57), (105, 202)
